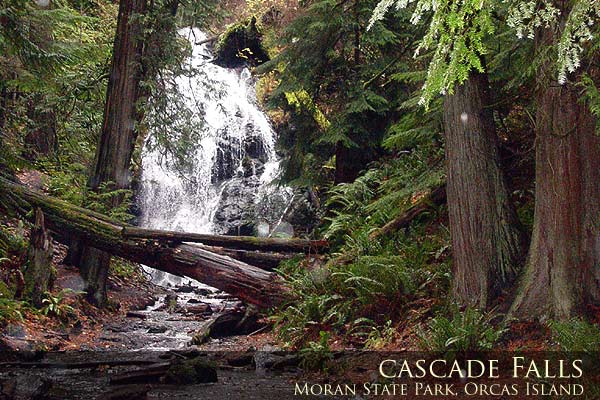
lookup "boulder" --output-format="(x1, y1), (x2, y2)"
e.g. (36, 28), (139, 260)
(213, 17), (270, 68)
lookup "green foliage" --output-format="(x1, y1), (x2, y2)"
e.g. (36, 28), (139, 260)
(363, 319), (396, 349)
(85, 182), (134, 223)
(274, 234), (449, 347)
(324, 146), (444, 245)
(0, 222), (27, 259)
(580, 74), (600, 133)
(260, 0), (426, 185)
(40, 289), (78, 322)
(273, 141), (449, 349)
(549, 319), (600, 353)
(370, 0), (495, 107)
(417, 305), (506, 354)
(1, 0), (116, 147)
(299, 331), (334, 371)
(0, 297), (24, 325)
(110, 258), (144, 280)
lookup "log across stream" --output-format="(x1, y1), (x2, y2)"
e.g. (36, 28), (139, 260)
(0, 177), (327, 308)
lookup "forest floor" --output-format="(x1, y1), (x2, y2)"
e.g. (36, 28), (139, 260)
(0, 237), (278, 353)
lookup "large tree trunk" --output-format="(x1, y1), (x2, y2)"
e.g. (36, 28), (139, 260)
(76, 0), (147, 306)
(443, 72), (526, 309)
(509, 21), (600, 320)
(0, 177), (289, 308)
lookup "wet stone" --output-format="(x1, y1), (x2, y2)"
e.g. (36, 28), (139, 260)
(147, 326), (168, 334)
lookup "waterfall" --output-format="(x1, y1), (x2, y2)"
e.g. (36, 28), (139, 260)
(138, 28), (292, 287)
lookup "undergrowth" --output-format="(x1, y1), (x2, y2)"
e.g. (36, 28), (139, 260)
(273, 147), (450, 349)
(549, 318), (600, 353)
(416, 305), (506, 354)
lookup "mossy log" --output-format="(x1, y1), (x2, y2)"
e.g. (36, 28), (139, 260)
(121, 227), (328, 254)
(0, 177), (289, 308)
(369, 184), (447, 240)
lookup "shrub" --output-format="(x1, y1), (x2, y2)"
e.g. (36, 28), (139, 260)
(549, 318), (600, 353)
(417, 305), (505, 354)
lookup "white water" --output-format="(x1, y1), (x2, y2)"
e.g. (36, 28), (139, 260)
(138, 28), (291, 287)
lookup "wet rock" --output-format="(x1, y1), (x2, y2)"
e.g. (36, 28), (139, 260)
(199, 306), (264, 340)
(244, 135), (268, 162)
(193, 288), (213, 296)
(213, 17), (269, 68)
(129, 294), (157, 311)
(105, 323), (130, 333)
(213, 177), (260, 236)
(286, 188), (320, 235)
(147, 326), (168, 334)
(184, 304), (212, 315)
(10, 375), (54, 400)
(0, 335), (35, 352)
(163, 357), (217, 385)
(225, 351), (254, 367)
(126, 311), (147, 319)
(174, 285), (195, 293)
(212, 137), (242, 183)
(99, 386), (150, 400)
(254, 345), (299, 373)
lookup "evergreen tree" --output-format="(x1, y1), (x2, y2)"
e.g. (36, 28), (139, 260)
(508, 0), (600, 320)
(370, 0), (526, 308)
(263, 0), (422, 185)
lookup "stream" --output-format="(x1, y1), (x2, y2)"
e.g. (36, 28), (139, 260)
(0, 28), (304, 399)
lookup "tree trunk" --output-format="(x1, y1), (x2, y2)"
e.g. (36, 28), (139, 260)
(75, 0), (147, 307)
(0, 177), (289, 308)
(443, 72), (526, 309)
(24, 95), (57, 159)
(24, 208), (55, 308)
(509, 21), (600, 320)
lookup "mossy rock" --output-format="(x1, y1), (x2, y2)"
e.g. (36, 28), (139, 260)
(164, 357), (217, 385)
(213, 17), (270, 68)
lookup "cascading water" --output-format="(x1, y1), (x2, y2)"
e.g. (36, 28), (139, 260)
(138, 28), (293, 287)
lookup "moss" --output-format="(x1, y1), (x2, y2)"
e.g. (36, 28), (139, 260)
(164, 357), (217, 384)
(213, 17), (270, 68)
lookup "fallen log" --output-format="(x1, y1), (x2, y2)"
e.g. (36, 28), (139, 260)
(195, 35), (218, 46)
(369, 184), (447, 240)
(121, 227), (328, 254)
(0, 177), (288, 308)
(109, 362), (171, 385)
(193, 244), (292, 271)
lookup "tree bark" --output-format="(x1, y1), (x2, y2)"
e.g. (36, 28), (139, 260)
(75, 0), (147, 307)
(194, 244), (293, 270)
(443, 72), (526, 309)
(24, 208), (55, 308)
(509, 20), (600, 320)
(0, 177), (289, 308)
(121, 227), (328, 253)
